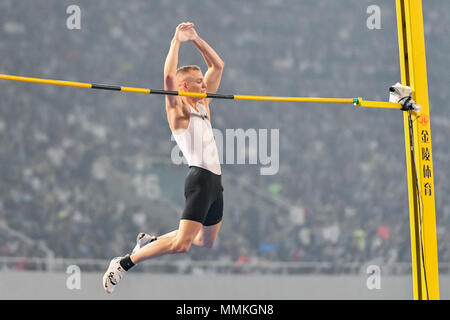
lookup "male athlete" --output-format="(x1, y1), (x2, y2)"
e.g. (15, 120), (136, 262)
(103, 22), (225, 293)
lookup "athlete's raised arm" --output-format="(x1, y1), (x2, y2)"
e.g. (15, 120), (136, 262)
(164, 22), (193, 107)
(190, 27), (224, 95)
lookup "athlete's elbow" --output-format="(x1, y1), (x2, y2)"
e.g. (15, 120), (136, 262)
(210, 60), (224, 71)
(216, 60), (225, 70)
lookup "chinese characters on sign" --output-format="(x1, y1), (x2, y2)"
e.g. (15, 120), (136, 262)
(420, 124), (432, 197)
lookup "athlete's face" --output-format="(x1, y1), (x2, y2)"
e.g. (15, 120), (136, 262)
(181, 70), (207, 94)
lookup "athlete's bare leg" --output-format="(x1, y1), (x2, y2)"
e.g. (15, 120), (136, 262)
(130, 219), (202, 264)
(155, 221), (222, 248)
(194, 221), (222, 248)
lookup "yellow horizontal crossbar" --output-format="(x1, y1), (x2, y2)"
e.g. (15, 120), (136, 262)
(234, 95), (354, 104)
(0, 73), (92, 88)
(178, 91), (207, 98)
(121, 86), (150, 94)
(0, 73), (402, 110)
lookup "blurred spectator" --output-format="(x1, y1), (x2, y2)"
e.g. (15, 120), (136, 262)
(0, 0), (449, 273)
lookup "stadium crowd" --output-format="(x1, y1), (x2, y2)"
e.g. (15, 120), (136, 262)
(0, 0), (449, 273)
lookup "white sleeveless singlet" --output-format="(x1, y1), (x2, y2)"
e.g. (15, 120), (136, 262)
(172, 103), (221, 175)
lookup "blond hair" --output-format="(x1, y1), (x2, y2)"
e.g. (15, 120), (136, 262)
(176, 65), (201, 84)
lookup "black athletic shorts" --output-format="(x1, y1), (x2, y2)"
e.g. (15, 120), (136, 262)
(181, 166), (224, 226)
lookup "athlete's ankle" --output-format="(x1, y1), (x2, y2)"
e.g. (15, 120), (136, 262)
(119, 255), (135, 271)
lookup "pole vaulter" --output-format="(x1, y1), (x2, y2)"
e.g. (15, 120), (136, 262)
(0, 0), (439, 300)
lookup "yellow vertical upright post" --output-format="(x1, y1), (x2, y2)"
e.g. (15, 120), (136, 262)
(396, 0), (439, 300)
